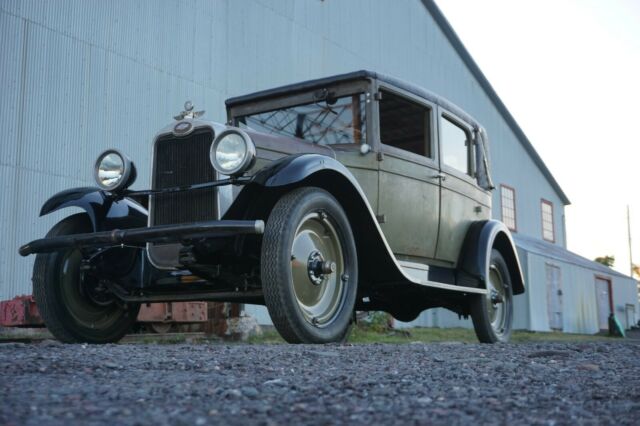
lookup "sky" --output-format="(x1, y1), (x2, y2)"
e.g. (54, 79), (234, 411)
(435, 0), (640, 276)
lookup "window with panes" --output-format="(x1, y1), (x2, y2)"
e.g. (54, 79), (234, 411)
(500, 185), (517, 231)
(541, 199), (555, 242)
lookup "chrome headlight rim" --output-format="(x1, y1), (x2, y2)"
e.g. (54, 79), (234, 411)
(93, 149), (134, 192)
(209, 129), (256, 176)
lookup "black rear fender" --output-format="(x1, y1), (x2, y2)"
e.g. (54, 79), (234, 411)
(458, 220), (525, 295)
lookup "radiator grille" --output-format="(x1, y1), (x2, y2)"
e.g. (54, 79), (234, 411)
(151, 129), (216, 225)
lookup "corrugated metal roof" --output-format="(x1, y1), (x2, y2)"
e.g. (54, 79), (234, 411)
(422, 0), (571, 205)
(514, 233), (634, 280)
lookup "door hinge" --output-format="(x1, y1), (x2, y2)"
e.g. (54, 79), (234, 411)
(377, 151), (384, 161)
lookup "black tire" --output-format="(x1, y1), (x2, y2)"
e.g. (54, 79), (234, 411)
(32, 214), (140, 343)
(261, 187), (358, 343)
(470, 249), (513, 343)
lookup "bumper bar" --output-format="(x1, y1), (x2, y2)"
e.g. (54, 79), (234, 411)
(19, 220), (264, 257)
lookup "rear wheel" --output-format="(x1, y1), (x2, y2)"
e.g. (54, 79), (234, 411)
(261, 187), (358, 343)
(470, 249), (513, 343)
(32, 214), (140, 343)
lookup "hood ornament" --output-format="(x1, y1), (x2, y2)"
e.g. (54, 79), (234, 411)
(174, 101), (205, 120)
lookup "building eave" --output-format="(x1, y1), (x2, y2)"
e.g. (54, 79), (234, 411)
(422, 0), (571, 205)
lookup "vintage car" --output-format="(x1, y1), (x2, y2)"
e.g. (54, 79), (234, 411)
(20, 70), (524, 344)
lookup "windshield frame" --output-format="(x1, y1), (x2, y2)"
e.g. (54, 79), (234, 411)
(227, 80), (373, 151)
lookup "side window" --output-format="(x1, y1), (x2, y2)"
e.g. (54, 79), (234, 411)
(379, 90), (431, 158)
(440, 116), (470, 174)
(500, 185), (517, 231)
(541, 199), (555, 242)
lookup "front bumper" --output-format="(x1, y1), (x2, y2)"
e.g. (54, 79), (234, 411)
(19, 220), (264, 257)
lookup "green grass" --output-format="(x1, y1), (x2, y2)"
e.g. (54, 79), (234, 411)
(509, 330), (613, 343)
(350, 326), (476, 344)
(0, 330), (52, 342)
(0, 326), (617, 345)
(245, 326), (616, 345)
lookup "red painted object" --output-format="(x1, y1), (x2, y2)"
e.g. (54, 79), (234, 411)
(0, 295), (44, 327)
(0, 295), (208, 330)
(137, 302), (208, 323)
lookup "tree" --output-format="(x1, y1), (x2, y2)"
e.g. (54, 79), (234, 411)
(633, 263), (640, 279)
(594, 255), (615, 267)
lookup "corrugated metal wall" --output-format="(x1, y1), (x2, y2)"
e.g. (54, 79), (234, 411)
(1, 0), (567, 306)
(524, 252), (638, 334)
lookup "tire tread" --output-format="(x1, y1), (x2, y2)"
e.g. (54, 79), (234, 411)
(261, 187), (356, 343)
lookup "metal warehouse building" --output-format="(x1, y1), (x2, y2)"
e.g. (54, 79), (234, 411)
(1, 0), (637, 333)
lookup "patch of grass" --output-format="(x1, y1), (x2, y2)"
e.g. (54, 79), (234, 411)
(243, 326), (618, 345)
(132, 334), (190, 345)
(245, 329), (285, 344)
(509, 330), (613, 343)
(121, 333), (222, 345)
(2, 325), (615, 345)
(348, 326), (478, 344)
(0, 329), (51, 342)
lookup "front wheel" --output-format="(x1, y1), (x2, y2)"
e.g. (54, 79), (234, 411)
(261, 187), (358, 343)
(32, 214), (140, 343)
(470, 249), (513, 343)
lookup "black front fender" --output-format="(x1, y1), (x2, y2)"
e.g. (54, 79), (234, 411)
(40, 187), (148, 232)
(224, 154), (407, 287)
(458, 220), (525, 295)
(251, 154), (354, 188)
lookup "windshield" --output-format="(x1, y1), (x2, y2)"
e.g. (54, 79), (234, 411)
(236, 93), (366, 146)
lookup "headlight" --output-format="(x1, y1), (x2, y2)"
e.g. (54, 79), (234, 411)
(209, 129), (256, 176)
(93, 149), (136, 191)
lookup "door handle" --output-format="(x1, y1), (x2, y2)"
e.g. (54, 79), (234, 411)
(432, 173), (446, 181)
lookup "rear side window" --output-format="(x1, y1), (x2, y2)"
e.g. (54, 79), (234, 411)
(440, 116), (470, 174)
(379, 90), (431, 158)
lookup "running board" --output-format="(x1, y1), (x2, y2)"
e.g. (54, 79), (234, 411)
(398, 261), (487, 294)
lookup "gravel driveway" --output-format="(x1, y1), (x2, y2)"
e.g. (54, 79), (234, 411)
(1, 340), (638, 425)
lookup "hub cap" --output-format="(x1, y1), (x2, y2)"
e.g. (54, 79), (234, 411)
(290, 212), (345, 327)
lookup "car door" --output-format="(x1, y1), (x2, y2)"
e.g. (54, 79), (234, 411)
(376, 88), (440, 260)
(436, 108), (491, 264)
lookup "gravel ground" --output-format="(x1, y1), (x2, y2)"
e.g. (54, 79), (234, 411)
(1, 340), (639, 425)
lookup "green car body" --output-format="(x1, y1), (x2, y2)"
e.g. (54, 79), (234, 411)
(21, 70), (524, 344)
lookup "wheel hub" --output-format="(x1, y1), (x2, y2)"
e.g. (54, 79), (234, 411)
(307, 250), (336, 285)
(490, 288), (504, 305)
(81, 274), (115, 307)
